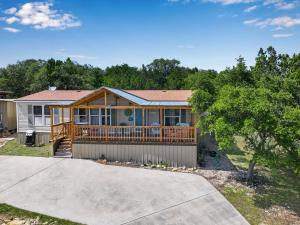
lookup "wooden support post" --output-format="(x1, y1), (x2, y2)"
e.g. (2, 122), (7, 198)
(160, 108), (163, 143)
(50, 107), (53, 141)
(61, 108), (64, 137)
(70, 107), (74, 141)
(104, 91), (108, 141)
(142, 108), (145, 142)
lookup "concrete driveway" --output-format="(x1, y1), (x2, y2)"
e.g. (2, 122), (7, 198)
(0, 156), (249, 225)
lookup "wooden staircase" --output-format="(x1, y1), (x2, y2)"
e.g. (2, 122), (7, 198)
(55, 137), (72, 158)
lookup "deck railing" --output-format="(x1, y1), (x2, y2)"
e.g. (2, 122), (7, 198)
(52, 124), (197, 144)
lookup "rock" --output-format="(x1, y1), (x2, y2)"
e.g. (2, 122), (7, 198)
(7, 218), (25, 225)
(96, 159), (107, 165)
(172, 168), (178, 172)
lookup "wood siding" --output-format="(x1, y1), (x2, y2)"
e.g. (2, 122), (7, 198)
(72, 143), (197, 167)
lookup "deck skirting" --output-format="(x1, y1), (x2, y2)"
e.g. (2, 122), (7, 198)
(72, 143), (197, 167)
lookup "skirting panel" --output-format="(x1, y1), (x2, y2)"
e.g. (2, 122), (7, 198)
(73, 143), (197, 168)
(17, 132), (50, 146)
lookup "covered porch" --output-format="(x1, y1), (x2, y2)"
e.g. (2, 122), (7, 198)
(50, 105), (197, 145)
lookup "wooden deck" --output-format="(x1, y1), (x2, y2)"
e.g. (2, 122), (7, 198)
(52, 122), (197, 145)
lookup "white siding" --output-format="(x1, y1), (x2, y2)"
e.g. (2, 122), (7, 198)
(16, 101), (73, 133)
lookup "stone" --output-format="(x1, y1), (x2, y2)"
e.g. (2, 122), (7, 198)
(7, 218), (25, 225)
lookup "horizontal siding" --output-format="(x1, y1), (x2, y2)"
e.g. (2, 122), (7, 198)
(73, 143), (197, 167)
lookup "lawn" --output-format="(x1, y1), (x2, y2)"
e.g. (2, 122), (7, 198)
(221, 137), (300, 225)
(0, 139), (52, 157)
(0, 203), (81, 225)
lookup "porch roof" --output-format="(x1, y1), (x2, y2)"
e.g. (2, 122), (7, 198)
(71, 87), (192, 106)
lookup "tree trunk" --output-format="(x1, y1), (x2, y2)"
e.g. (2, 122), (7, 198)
(246, 159), (256, 182)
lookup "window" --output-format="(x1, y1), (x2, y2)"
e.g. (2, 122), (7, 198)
(53, 108), (60, 125)
(28, 105), (33, 127)
(33, 106), (43, 126)
(74, 108), (88, 124)
(101, 108), (111, 125)
(90, 109), (100, 125)
(164, 109), (180, 126)
(44, 105), (51, 126)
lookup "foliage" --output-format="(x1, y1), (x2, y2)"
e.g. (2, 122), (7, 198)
(0, 58), (196, 98)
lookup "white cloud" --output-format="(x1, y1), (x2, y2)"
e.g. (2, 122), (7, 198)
(6, 16), (20, 24)
(3, 27), (21, 33)
(244, 16), (300, 28)
(68, 54), (98, 59)
(244, 5), (258, 12)
(275, 1), (296, 10)
(4, 7), (17, 15)
(263, 0), (296, 10)
(204, 0), (254, 5)
(243, 18), (260, 24)
(167, 0), (193, 3)
(2, 2), (81, 30)
(272, 33), (294, 38)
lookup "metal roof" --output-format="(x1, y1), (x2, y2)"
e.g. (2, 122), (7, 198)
(103, 87), (190, 106)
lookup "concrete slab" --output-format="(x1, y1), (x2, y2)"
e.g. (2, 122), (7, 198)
(0, 156), (62, 192)
(0, 156), (249, 225)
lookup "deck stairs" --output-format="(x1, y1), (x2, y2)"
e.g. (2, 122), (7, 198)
(55, 138), (72, 158)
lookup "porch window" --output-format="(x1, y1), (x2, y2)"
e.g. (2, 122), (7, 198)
(53, 108), (60, 125)
(164, 109), (180, 126)
(33, 106), (43, 126)
(28, 105), (33, 127)
(90, 109), (100, 125)
(101, 108), (111, 125)
(74, 108), (88, 124)
(44, 105), (51, 126)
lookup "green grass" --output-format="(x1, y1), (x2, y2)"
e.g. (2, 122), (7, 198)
(0, 203), (82, 225)
(0, 139), (52, 157)
(221, 185), (264, 225)
(222, 137), (300, 225)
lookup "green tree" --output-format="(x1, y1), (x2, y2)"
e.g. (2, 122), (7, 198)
(199, 86), (297, 180)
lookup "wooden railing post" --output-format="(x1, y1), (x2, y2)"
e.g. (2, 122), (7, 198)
(160, 108), (163, 143)
(50, 107), (54, 141)
(71, 107), (75, 141)
(142, 108), (145, 142)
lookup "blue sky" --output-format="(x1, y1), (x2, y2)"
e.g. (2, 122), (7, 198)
(0, 0), (299, 71)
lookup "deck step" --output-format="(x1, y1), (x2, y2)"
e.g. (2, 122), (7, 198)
(55, 151), (72, 158)
(55, 137), (73, 158)
(57, 148), (72, 152)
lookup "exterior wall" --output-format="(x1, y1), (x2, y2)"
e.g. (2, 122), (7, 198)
(17, 132), (50, 146)
(72, 143), (197, 167)
(0, 101), (16, 131)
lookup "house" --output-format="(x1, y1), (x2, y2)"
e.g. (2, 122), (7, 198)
(16, 87), (198, 167)
(0, 99), (16, 133)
